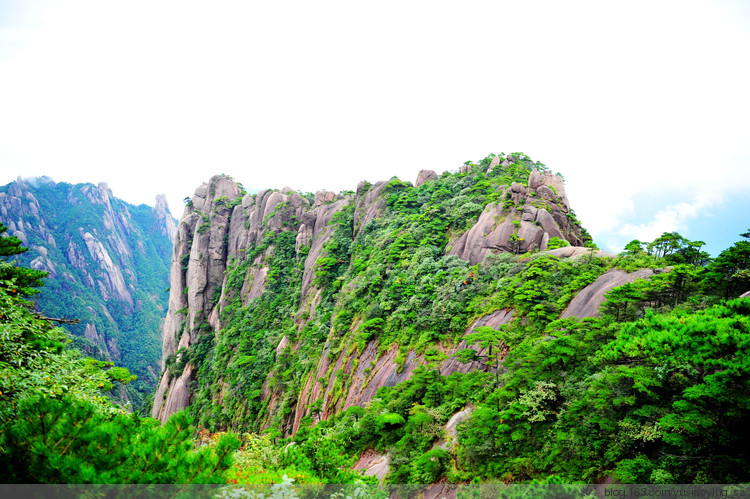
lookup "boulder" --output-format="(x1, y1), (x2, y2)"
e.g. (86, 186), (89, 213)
(314, 190), (335, 206)
(521, 205), (538, 222)
(537, 185), (557, 202)
(415, 169), (438, 187)
(487, 156), (501, 173)
(545, 247), (617, 259)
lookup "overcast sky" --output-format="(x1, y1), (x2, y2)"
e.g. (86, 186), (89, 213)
(1, 0), (749, 255)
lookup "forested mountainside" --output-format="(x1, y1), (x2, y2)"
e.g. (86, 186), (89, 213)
(1, 152), (749, 488)
(0, 177), (175, 408)
(151, 153), (590, 425)
(149, 152), (750, 486)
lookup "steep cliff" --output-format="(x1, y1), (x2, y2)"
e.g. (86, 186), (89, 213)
(0, 177), (176, 407)
(151, 153), (591, 430)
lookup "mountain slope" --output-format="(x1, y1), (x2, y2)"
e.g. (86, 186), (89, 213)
(0, 177), (175, 408)
(151, 153), (590, 427)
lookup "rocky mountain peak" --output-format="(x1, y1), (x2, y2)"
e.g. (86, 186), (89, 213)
(152, 155), (590, 426)
(154, 194), (176, 242)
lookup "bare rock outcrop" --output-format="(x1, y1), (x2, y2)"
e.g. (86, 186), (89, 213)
(354, 449), (391, 482)
(154, 175), (242, 419)
(448, 170), (585, 264)
(1, 176), (175, 407)
(299, 198), (351, 305)
(416, 169), (438, 187)
(529, 170), (569, 210)
(561, 268), (655, 319)
(154, 194), (177, 242)
(435, 406), (475, 451)
(80, 230), (132, 305)
(544, 246), (617, 259)
(292, 338), (425, 434)
(354, 180), (388, 236)
(440, 308), (513, 376)
(154, 175), (368, 422)
(151, 162), (598, 433)
(290, 308), (512, 435)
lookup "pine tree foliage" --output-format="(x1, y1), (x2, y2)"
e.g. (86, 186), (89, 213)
(0, 230), (240, 483)
(0, 223), (47, 297)
(1, 395), (239, 483)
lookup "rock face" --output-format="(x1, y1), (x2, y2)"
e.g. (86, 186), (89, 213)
(561, 268), (655, 319)
(415, 169), (438, 187)
(354, 449), (391, 482)
(154, 175), (358, 421)
(0, 177), (176, 403)
(448, 170), (586, 265)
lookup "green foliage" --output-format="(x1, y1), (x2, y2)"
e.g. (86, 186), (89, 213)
(703, 230), (750, 298)
(411, 448), (451, 483)
(546, 237), (570, 250)
(0, 223), (47, 297)
(143, 157), (750, 487)
(449, 294), (750, 484)
(0, 395), (239, 483)
(0, 254), (238, 483)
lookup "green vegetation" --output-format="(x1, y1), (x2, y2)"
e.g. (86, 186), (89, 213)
(173, 153), (750, 486)
(5, 155), (750, 486)
(0, 227), (239, 483)
(236, 229), (750, 486)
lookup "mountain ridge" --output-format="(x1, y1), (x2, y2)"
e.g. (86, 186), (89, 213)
(150, 153), (590, 427)
(0, 176), (176, 407)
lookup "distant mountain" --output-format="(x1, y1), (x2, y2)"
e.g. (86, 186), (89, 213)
(0, 177), (176, 410)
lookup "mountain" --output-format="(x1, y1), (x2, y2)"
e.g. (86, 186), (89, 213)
(1, 153), (748, 487)
(148, 152), (750, 486)
(0, 177), (176, 408)
(151, 153), (590, 426)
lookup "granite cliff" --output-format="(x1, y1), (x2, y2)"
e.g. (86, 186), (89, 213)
(151, 153), (596, 430)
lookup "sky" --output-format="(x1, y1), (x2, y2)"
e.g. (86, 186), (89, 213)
(1, 0), (749, 255)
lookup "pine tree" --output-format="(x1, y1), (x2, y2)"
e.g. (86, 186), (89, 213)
(0, 222), (47, 297)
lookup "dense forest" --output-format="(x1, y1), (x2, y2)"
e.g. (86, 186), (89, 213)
(1, 153), (749, 492)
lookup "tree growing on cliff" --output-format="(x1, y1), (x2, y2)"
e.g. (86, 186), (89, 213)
(0, 223), (47, 297)
(454, 325), (508, 388)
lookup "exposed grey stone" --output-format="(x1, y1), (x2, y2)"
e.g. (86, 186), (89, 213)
(415, 169), (438, 187)
(510, 182), (527, 195)
(522, 205), (538, 222)
(545, 246), (617, 259)
(276, 336), (289, 357)
(154, 194), (176, 242)
(487, 156), (501, 173)
(561, 268), (654, 319)
(518, 222), (545, 252)
(536, 208), (564, 240)
(353, 180), (388, 236)
(537, 185), (557, 202)
(314, 190), (335, 206)
(241, 194), (255, 209)
(529, 170), (543, 190)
